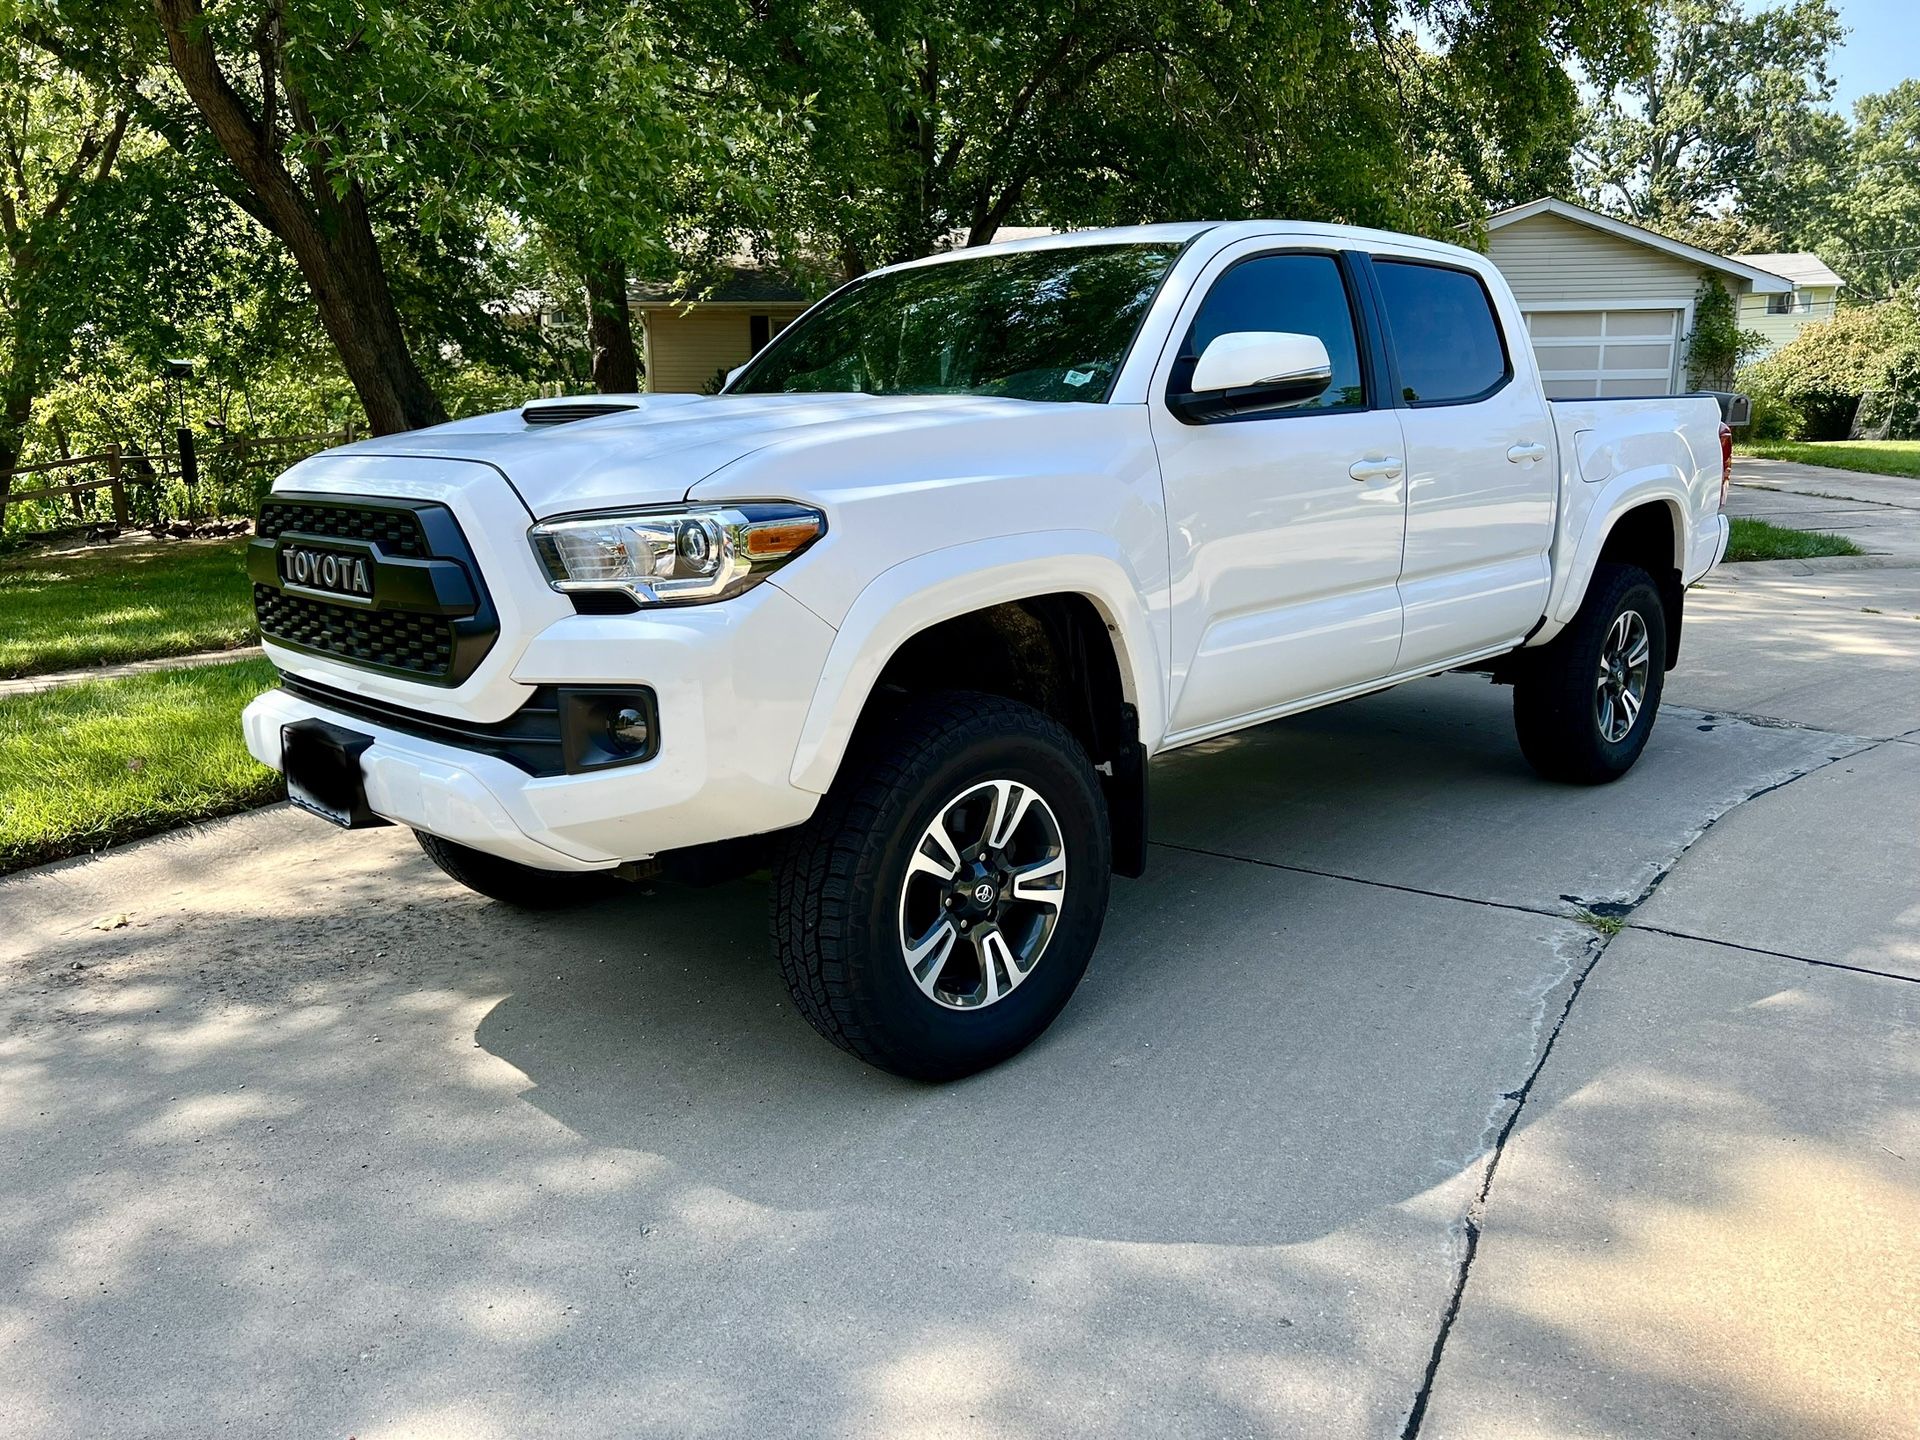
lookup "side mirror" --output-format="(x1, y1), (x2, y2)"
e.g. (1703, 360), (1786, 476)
(723, 363), (748, 389)
(1173, 331), (1333, 421)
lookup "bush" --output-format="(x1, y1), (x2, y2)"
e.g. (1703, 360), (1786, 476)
(1739, 294), (1920, 441)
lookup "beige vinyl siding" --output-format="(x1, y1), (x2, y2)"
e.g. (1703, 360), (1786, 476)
(1736, 285), (1840, 353)
(640, 306), (806, 393)
(1485, 212), (1705, 306)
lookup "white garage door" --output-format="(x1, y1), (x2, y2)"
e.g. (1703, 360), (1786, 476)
(1523, 309), (1682, 399)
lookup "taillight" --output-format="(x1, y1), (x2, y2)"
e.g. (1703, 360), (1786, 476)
(1718, 422), (1733, 508)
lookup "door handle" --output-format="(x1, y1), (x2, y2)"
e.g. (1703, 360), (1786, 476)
(1348, 456), (1404, 482)
(1507, 441), (1549, 464)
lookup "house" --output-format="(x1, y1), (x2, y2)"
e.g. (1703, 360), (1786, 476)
(630, 268), (814, 394)
(1729, 252), (1846, 353)
(1483, 197), (1794, 398)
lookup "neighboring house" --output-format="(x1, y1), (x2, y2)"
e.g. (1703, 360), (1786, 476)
(630, 268), (814, 393)
(1729, 252), (1846, 354)
(1483, 197), (1793, 398)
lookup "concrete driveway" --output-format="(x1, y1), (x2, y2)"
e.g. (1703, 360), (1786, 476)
(3, 562), (1916, 1437)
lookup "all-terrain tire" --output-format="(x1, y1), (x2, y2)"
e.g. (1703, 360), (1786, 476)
(1513, 561), (1669, 784)
(414, 830), (622, 909)
(772, 691), (1112, 1081)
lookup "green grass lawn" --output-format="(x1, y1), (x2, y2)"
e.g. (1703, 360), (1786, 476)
(1724, 516), (1865, 563)
(0, 658), (283, 875)
(1736, 439), (1920, 479)
(0, 537), (256, 678)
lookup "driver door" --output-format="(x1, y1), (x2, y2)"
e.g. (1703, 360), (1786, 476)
(1150, 246), (1408, 739)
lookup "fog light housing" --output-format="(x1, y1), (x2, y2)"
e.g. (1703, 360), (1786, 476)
(558, 688), (660, 772)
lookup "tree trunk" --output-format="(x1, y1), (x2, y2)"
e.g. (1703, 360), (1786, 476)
(0, 381), (36, 511)
(152, 0), (446, 435)
(585, 255), (640, 393)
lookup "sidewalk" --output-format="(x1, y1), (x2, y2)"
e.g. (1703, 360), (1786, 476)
(0, 645), (262, 698)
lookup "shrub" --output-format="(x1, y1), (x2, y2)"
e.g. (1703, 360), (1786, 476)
(1739, 294), (1920, 440)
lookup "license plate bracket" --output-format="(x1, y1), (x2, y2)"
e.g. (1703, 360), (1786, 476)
(281, 719), (390, 829)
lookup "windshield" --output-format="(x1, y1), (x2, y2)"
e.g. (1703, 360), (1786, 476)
(731, 242), (1183, 403)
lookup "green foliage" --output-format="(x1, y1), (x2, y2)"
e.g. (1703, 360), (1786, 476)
(1576, 0), (1845, 247)
(0, 656), (280, 874)
(1739, 297), (1920, 440)
(1685, 278), (1767, 390)
(1818, 81), (1920, 298)
(674, 0), (1648, 279)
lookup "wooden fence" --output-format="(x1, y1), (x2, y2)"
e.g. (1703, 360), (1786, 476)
(0, 425), (358, 532)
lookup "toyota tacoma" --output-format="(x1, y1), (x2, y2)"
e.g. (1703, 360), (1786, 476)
(243, 222), (1733, 1078)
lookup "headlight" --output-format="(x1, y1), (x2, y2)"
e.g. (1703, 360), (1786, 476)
(529, 503), (825, 606)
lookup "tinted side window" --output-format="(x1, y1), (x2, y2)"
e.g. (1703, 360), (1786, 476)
(1373, 260), (1509, 404)
(1183, 254), (1366, 410)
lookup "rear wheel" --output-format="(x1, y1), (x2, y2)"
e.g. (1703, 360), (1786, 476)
(413, 831), (622, 909)
(773, 692), (1111, 1080)
(1513, 562), (1668, 784)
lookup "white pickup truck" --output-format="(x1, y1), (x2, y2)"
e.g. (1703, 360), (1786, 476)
(243, 221), (1732, 1078)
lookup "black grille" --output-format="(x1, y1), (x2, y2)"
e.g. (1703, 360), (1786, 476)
(254, 585), (455, 676)
(251, 494), (499, 686)
(257, 500), (427, 557)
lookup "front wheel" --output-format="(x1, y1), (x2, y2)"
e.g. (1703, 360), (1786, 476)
(1513, 562), (1668, 784)
(773, 692), (1112, 1080)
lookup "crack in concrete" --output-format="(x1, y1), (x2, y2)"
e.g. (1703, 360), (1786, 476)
(1399, 927), (1610, 1439)
(1627, 923), (1920, 987)
(1394, 730), (1892, 1437)
(1147, 838), (1571, 921)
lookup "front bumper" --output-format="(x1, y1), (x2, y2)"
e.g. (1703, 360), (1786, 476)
(245, 581), (836, 870)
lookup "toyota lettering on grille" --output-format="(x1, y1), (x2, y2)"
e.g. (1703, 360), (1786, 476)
(280, 545), (375, 601)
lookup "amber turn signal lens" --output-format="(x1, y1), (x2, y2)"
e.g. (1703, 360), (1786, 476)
(744, 519), (824, 558)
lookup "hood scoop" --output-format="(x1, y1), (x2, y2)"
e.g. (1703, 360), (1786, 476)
(521, 400), (641, 428)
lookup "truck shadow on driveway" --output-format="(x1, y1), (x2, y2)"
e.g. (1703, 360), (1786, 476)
(471, 675), (1853, 1251)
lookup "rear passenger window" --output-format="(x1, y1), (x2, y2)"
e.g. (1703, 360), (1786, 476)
(1184, 253), (1366, 410)
(1373, 260), (1509, 404)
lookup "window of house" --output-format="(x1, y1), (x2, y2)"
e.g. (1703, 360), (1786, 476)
(1766, 291), (1796, 315)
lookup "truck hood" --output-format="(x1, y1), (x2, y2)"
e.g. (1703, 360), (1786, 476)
(316, 392), (1069, 518)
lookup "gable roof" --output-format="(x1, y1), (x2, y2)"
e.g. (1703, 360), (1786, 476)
(1733, 251), (1846, 290)
(628, 266), (811, 309)
(1487, 198), (1794, 294)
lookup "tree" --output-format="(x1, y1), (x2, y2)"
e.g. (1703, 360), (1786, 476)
(26, 0), (698, 425)
(674, 0), (1648, 281)
(0, 41), (129, 493)
(1575, 0), (1846, 248)
(1822, 82), (1920, 299)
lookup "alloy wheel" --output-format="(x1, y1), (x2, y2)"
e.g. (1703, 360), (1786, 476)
(896, 779), (1068, 1010)
(1595, 608), (1652, 744)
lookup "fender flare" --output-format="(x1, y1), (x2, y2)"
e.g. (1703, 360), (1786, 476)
(785, 531), (1166, 794)
(1543, 466), (1692, 633)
